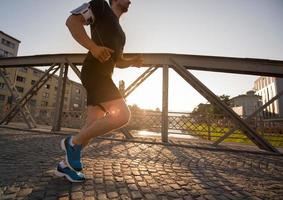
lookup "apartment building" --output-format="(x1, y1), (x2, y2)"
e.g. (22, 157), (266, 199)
(0, 31), (21, 109)
(230, 90), (262, 118)
(0, 31), (87, 112)
(0, 31), (20, 57)
(254, 76), (283, 118)
(1, 67), (87, 111)
(69, 79), (87, 111)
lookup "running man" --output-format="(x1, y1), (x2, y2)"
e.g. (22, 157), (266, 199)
(55, 0), (143, 182)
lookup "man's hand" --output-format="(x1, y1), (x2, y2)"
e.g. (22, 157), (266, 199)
(90, 46), (114, 63)
(130, 54), (144, 67)
(116, 54), (144, 68)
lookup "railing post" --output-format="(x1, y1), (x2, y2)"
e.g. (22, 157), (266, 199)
(161, 65), (169, 142)
(208, 121), (211, 141)
(52, 63), (68, 132)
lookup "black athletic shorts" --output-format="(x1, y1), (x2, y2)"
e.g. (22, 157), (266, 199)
(81, 64), (122, 107)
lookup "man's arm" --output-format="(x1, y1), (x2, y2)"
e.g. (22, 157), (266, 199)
(66, 15), (96, 52)
(66, 12), (114, 63)
(116, 54), (144, 68)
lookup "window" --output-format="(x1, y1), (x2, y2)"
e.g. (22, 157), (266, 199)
(0, 49), (5, 57)
(16, 76), (26, 83)
(16, 86), (24, 93)
(76, 89), (80, 94)
(31, 80), (36, 85)
(73, 103), (79, 108)
(42, 92), (49, 99)
(41, 101), (48, 107)
(0, 95), (5, 101)
(0, 49), (13, 57)
(1, 38), (15, 49)
(33, 70), (41, 77)
(44, 84), (50, 89)
(19, 67), (28, 73)
(75, 96), (80, 100)
(0, 82), (5, 89)
(29, 99), (36, 106)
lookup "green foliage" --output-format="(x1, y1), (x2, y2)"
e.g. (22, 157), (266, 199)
(191, 94), (231, 118)
(185, 122), (283, 148)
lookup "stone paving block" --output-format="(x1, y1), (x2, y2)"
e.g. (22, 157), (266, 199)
(17, 188), (33, 197)
(135, 176), (143, 182)
(120, 194), (131, 200)
(125, 179), (135, 184)
(85, 190), (95, 197)
(176, 189), (188, 196)
(71, 191), (84, 200)
(131, 191), (143, 199)
(107, 191), (119, 198)
(85, 197), (96, 200)
(128, 184), (139, 191)
(140, 187), (151, 193)
(97, 193), (108, 200)
(137, 182), (147, 187)
(118, 187), (129, 195)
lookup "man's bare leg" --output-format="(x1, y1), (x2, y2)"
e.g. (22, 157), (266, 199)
(62, 105), (106, 166)
(80, 105), (107, 147)
(72, 98), (130, 145)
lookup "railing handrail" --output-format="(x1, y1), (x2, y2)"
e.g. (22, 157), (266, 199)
(0, 53), (282, 77)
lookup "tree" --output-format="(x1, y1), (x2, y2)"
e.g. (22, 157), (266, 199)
(155, 107), (161, 112)
(212, 94), (230, 115)
(191, 94), (231, 118)
(128, 104), (141, 113)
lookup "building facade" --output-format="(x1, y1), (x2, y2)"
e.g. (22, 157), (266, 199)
(0, 67), (87, 112)
(254, 76), (283, 118)
(0, 31), (87, 112)
(69, 80), (87, 111)
(0, 31), (20, 57)
(230, 90), (262, 118)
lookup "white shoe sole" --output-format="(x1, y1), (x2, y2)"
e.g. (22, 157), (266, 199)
(55, 169), (84, 183)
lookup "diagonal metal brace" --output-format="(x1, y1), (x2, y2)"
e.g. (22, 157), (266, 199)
(0, 68), (36, 128)
(65, 58), (81, 79)
(124, 67), (157, 98)
(0, 64), (60, 125)
(213, 89), (283, 146)
(170, 58), (279, 153)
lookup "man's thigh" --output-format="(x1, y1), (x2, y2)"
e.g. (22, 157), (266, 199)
(85, 105), (106, 125)
(100, 98), (129, 114)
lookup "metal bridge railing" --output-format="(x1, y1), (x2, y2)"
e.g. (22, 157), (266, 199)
(0, 53), (283, 153)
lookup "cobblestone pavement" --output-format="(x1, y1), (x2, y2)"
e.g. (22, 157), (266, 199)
(0, 128), (282, 200)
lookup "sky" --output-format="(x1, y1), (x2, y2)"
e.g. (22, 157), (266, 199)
(1, 0), (283, 112)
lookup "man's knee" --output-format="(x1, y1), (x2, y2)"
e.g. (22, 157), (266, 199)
(107, 106), (131, 128)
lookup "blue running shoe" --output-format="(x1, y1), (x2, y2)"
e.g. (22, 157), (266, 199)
(61, 136), (83, 171)
(55, 164), (85, 182)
